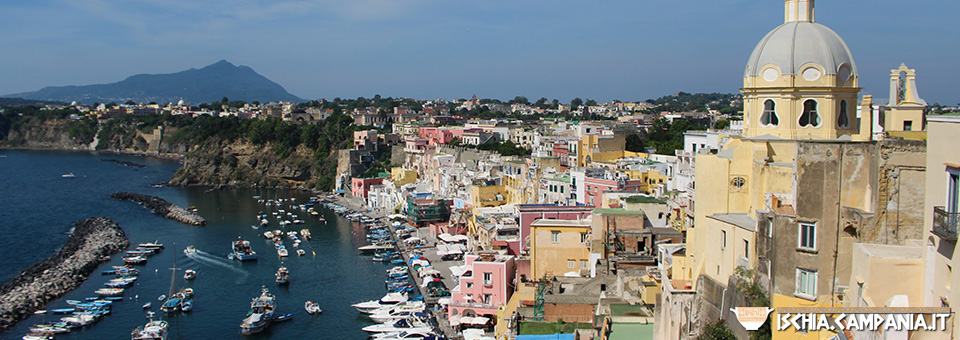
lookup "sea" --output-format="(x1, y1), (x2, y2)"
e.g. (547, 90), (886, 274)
(0, 150), (390, 339)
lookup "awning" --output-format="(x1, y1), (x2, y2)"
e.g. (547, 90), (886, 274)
(452, 235), (469, 242)
(450, 265), (470, 277)
(491, 240), (508, 247)
(449, 314), (461, 327)
(438, 233), (456, 243)
(437, 297), (451, 305)
(334, 190), (345, 194)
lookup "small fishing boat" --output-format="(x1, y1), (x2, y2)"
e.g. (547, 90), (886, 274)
(157, 295), (166, 302)
(296, 249), (306, 256)
(142, 302), (152, 309)
(183, 269), (196, 280)
(231, 237), (258, 261)
(300, 229), (311, 240)
(182, 288), (194, 298)
(273, 313), (293, 322)
(95, 288), (124, 297)
(240, 287), (276, 335)
(304, 301), (322, 314)
(275, 266), (290, 285)
(29, 324), (69, 334)
(181, 300), (193, 312)
(22, 332), (54, 340)
(131, 314), (168, 340)
(50, 308), (76, 314)
(123, 256), (147, 265)
(61, 173), (76, 178)
(138, 241), (164, 249)
(277, 246), (288, 257)
(65, 300), (81, 305)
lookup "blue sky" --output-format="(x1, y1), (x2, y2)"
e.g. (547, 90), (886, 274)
(1, 1), (957, 104)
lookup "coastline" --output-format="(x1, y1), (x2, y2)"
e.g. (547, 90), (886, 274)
(111, 192), (207, 226)
(0, 217), (129, 332)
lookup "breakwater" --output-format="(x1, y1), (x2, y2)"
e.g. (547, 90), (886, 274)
(101, 158), (147, 168)
(0, 217), (128, 331)
(111, 192), (207, 226)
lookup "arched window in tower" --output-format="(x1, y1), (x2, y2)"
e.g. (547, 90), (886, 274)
(761, 99), (779, 127)
(837, 100), (850, 128)
(799, 99), (821, 127)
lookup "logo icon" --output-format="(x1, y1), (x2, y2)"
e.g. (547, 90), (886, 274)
(730, 307), (774, 330)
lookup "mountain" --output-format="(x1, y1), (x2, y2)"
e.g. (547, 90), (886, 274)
(5, 60), (303, 104)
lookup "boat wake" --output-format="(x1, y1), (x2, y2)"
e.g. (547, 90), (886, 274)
(184, 248), (250, 282)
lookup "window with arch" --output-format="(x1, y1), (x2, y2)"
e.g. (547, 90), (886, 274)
(837, 100), (850, 128)
(760, 99), (779, 126)
(799, 99), (821, 127)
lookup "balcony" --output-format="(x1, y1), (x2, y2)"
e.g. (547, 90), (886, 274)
(933, 206), (959, 241)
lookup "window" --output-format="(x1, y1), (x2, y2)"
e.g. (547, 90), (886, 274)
(551, 231), (560, 243)
(796, 268), (818, 298)
(837, 100), (850, 128)
(948, 169), (960, 214)
(799, 100), (820, 127)
(744, 240), (750, 259)
(581, 232), (589, 243)
(761, 99), (779, 126)
(466, 282), (473, 289)
(798, 222), (816, 250)
(560, 186), (564, 194)
(904, 120), (913, 131)
(580, 260), (588, 269)
(482, 272), (492, 286)
(483, 294), (492, 304)
(767, 218), (774, 238)
(721, 230), (727, 250)
(568, 260), (576, 269)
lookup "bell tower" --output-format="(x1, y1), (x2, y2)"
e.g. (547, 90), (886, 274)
(784, 0), (815, 23)
(881, 63), (928, 132)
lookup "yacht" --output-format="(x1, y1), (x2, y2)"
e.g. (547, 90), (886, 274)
(231, 238), (258, 261)
(131, 314), (168, 340)
(240, 287), (276, 335)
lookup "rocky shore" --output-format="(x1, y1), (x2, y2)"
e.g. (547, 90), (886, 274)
(0, 217), (128, 331)
(111, 192), (207, 226)
(101, 158), (147, 168)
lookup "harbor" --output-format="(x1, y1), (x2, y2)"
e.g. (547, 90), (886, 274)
(0, 151), (412, 339)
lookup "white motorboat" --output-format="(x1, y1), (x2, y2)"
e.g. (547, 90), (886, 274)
(304, 300), (322, 314)
(371, 330), (439, 340)
(183, 269), (196, 280)
(361, 318), (431, 333)
(277, 247), (288, 257)
(61, 173), (76, 178)
(351, 292), (408, 313)
(369, 310), (427, 324)
(131, 318), (168, 340)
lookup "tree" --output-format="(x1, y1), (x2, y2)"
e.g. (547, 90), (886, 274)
(585, 99), (597, 106)
(510, 96), (529, 105)
(625, 133), (645, 152)
(124, 100), (136, 106)
(697, 320), (736, 340)
(713, 120), (731, 130)
(221, 97), (229, 103)
(570, 98), (583, 110)
(535, 97), (548, 108)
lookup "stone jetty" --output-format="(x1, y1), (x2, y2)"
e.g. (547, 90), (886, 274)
(0, 217), (128, 331)
(111, 192), (207, 226)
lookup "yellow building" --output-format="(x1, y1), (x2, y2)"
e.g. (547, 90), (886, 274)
(390, 167), (418, 186)
(881, 63), (928, 132)
(662, 1), (903, 339)
(471, 183), (509, 208)
(530, 218), (593, 279)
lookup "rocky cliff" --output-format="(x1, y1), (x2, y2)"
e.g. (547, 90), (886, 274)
(168, 139), (337, 189)
(1, 117), (185, 154)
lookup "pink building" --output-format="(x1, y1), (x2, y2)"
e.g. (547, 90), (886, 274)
(354, 130), (378, 150)
(351, 177), (385, 199)
(583, 176), (644, 207)
(448, 252), (516, 322)
(516, 204), (594, 252)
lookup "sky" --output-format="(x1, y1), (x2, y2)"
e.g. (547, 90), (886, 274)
(1, 1), (958, 105)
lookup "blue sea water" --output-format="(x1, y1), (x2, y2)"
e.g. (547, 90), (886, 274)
(0, 150), (388, 339)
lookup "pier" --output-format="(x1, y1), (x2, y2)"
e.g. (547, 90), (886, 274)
(111, 192), (207, 226)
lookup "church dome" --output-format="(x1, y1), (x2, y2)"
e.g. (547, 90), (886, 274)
(745, 21), (857, 82)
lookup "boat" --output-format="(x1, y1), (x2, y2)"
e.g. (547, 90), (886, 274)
(157, 295), (166, 302)
(50, 308), (76, 314)
(304, 301), (322, 314)
(358, 244), (396, 253)
(61, 173), (76, 178)
(182, 288), (194, 298)
(161, 244), (182, 313)
(95, 288), (124, 296)
(22, 333), (54, 340)
(371, 330), (440, 340)
(239, 286), (276, 335)
(181, 300), (193, 312)
(361, 318), (431, 333)
(131, 315), (168, 340)
(183, 269), (196, 280)
(29, 324), (69, 334)
(369, 311), (428, 324)
(138, 241), (164, 249)
(183, 245), (197, 256)
(123, 256), (147, 265)
(231, 238), (258, 261)
(300, 229), (311, 240)
(142, 302), (152, 309)
(296, 249), (306, 256)
(351, 292), (409, 313)
(275, 265), (290, 285)
(65, 300), (81, 305)
(277, 246), (288, 257)
(274, 313), (293, 322)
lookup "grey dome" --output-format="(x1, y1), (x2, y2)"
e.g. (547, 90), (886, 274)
(745, 22), (857, 79)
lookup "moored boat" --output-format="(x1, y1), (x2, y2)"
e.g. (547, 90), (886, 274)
(131, 315), (168, 340)
(183, 269), (196, 280)
(275, 266), (289, 285)
(138, 241), (164, 249)
(239, 286), (276, 335)
(304, 300), (322, 314)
